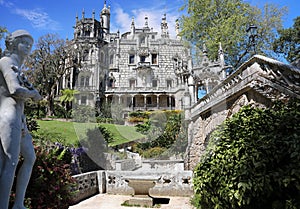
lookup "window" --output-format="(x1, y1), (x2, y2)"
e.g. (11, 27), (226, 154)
(81, 96), (87, 105)
(151, 54), (157, 64)
(166, 80), (172, 88)
(84, 31), (90, 37)
(152, 80), (157, 87)
(110, 54), (114, 65)
(129, 54), (135, 64)
(129, 79), (136, 88)
(83, 50), (89, 61)
(85, 76), (89, 87)
(140, 56), (146, 62)
(80, 76), (85, 86)
(100, 52), (105, 63)
(147, 97), (152, 105)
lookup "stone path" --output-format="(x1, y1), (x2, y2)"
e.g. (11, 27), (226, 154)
(69, 194), (195, 209)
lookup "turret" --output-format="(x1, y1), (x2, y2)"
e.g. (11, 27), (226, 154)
(175, 19), (180, 40)
(144, 16), (149, 28)
(101, 0), (110, 35)
(161, 13), (169, 38)
(130, 17), (135, 35)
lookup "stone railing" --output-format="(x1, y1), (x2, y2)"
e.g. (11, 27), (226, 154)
(106, 170), (193, 197)
(71, 171), (104, 204)
(71, 169), (193, 203)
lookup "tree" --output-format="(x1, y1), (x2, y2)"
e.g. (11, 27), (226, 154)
(192, 100), (300, 209)
(26, 34), (77, 116)
(273, 16), (300, 63)
(59, 88), (79, 117)
(180, 0), (287, 68)
(0, 26), (7, 57)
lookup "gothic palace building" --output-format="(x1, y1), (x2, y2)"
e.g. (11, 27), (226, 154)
(62, 1), (228, 116)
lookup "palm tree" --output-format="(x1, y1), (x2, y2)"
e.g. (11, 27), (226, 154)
(59, 88), (79, 118)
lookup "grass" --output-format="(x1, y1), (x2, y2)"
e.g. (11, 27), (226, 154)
(99, 123), (145, 146)
(36, 120), (145, 147)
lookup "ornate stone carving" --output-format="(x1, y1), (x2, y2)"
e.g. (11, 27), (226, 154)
(138, 47), (149, 56)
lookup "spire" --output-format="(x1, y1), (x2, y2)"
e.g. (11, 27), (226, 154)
(144, 16), (149, 28)
(101, 0), (110, 36)
(101, 0), (110, 15)
(131, 17), (135, 34)
(203, 43), (207, 55)
(92, 9), (95, 19)
(76, 13), (78, 22)
(218, 42), (225, 72)
(82, 8), (85, 19)
(175, 19), (180, 40)
(161, 13), (169, 38)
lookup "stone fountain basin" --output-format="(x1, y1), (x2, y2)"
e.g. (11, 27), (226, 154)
(125, 178), (157, 195)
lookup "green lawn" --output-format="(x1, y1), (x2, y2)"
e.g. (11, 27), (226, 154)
(99, 123), (145, 146)
(36, 120), (145, 147)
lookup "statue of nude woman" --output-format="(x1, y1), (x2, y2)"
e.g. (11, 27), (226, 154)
(0, 30), (41, 209)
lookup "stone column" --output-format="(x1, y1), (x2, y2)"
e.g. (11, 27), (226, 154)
(144, 95), (147, 110)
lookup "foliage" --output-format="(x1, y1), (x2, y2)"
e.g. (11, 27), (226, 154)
(180, 0), (287, 68)
(59, 88), (79, 118)
(129, 111), (150, 119)
(138, 146), (168, 159)
(96, 117), (114, 123)
(135, 110), (186, 158)
(99, 123), (145, 147)
(127, 116), (146, 123)
(25, 34), (77, 116)
(0, 26), (7, 56)
(135, 120), (151, 134)
(192, 100), (300, 209)
(98, 124), (114, 144)
(10, 145), (76, 209)
(0, 26), (7, 40)
(24, 99), (47, 119)
(273, 16), (300, 63)
(72, 105), (96, 122)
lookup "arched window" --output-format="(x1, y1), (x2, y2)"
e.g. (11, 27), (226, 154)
(85, 76), (89, 87)
(83, 50), (89, 61)
(110, 54), (114, 65)
(100, 52), (105, 63)
(80, 76), (85, 86)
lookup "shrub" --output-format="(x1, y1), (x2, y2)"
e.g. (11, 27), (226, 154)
(72, 105), (96, 122)
(192, 100), (300, 209)
(140, 147), (167, 159)
(10, 145), (76, 209)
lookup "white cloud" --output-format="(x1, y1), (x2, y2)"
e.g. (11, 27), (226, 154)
(1, 1), (61, 31)
(0, 0), (14, 8)
(14, 8), (61, 31)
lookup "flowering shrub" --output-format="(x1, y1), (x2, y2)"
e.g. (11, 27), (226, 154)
(10, 145), (76, 209)
(28, 145), (76, 209)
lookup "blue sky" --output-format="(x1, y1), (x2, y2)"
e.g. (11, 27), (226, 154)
(0, 0), (299, 49)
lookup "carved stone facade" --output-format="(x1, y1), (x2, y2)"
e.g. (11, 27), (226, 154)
(62, 1), (229, 117)
(185, 55), (300, 170)
(63, 1), (226, 117)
